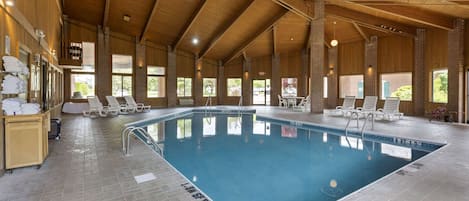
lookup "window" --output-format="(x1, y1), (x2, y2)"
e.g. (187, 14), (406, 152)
(380, 72), (412, 101)
(203, 78), (217, 97)
(323, 76), (328, 98)
(177, 77), (192, 97)
(71, 42), (95, 99)
(177, 119), (192, 139)
(112, 55), (133, 97)
(339, 75), (364, 98)
(147, 66), (165, 98)
(281, 78), (298, 97)
(432, 69), (448, 103)
(71, 74), (95, 98)
(227, 78), (242, 97)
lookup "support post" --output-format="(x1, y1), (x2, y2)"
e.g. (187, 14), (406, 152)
(309, 0), (325, 113)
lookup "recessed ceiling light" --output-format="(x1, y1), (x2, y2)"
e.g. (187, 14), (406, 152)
(123, 15), (131, 22)
(192, 38), (199, 45)
(5, 0), (14, 7)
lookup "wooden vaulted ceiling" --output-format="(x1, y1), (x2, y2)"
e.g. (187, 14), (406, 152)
(63, 0), (468, 64)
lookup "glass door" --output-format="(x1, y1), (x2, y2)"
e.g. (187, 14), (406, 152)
(253, 79), (271, 105)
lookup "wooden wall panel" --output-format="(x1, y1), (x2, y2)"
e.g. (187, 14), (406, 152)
(279, 51), (302, 76)
(338, 41), (364, 75)
(176, 52), (195, 77)
(425, 29), (448, 70)
(378, 36), (414, 73)
(201, 59), (218, 78)
(465, 22), (469, 69)
(110, 34), (135, 56)
(69, 22), (97, 43)
(251, 55), (272, 79)
(146, 44), (167, 67)
(224, 58), (243, 77)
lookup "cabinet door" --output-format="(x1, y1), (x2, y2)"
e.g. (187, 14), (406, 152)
(5, 121), (43, 169)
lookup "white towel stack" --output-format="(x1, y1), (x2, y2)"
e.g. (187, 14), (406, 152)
(2, 56), (29, 75)
(2, 74), (26, 94)
(20, 103), (41, 115)
(2, 98), (26, 115)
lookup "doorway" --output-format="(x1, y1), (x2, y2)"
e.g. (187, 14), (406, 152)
(252, 79), (270, 105)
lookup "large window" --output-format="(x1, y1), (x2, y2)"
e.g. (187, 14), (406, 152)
(432, 69), (448, 103)
(380, 72), (412, 101)
(339, 75), (364, 98)
(71, 42), (95, 99)
(112, 55), (133, 97)
(147, 66), (165, 98)
(323, 76), (328, 98)
(177, 77), (192, 97)
(203, 78), (217, 97)
(281, 78), (298, 97)
(227, 78), (242, 97)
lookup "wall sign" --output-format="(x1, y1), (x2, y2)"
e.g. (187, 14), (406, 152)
(5, 35), (11, 55)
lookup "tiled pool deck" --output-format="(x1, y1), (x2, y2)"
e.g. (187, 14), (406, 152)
(0, 106), (468, 201)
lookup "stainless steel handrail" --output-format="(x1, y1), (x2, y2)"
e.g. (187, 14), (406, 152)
(345, 111), (360, 136)
(121, 126), (164, 157)
(360, 113), (374, 138)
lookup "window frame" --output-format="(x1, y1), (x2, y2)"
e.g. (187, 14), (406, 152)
(339, 74), (364, 99)
(146, 66), (166, 98)
(379, 72), (413, 101)
(281, 77), (298, 97)
(431, 69), (448, 103)
(226, 78), (242, 97)
(111, 54), (133, 97)
(70, 42), (96, 100)
(177, 77), (193, 97)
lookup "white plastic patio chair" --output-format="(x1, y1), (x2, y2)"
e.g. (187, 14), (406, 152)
(83, 96), (118, 117)
(356, 96), (378, 116)
(106, 96), (131, 114)
(124, 96), (151, 112)
(293, 95), (310, 111)
(374, 97), (404, 121)
(278, 95), (287, 108)
(334, 96), (356, 116)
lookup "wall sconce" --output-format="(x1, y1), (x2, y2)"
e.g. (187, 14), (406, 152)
(51, 49), (56, 57)
(138, 61), (144, 68)
(328, 65), (334, 75)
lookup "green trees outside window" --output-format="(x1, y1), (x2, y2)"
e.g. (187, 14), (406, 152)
(432, 70), (448, 103)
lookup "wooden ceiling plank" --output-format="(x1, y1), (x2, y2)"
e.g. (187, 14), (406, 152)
(358, 4), (455, 30)
(224, 9), (289, 64)
(273, 25), (278, 55)
(102, 0), (110, 27)
(272, 0), (315, 21)
(326, 5), (416, 37)
(199, 0), (256, 58)
(140, 0), (160, 43)
(353, 22), (369, 42)
(172, 0), (209, 50)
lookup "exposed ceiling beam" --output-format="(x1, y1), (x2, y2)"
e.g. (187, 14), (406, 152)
(352, 22), (369, 43)
(354, 4), (455, 30)
(199, 0), (256, 59)
(173, 0), (208, 50)
(272, 0), (315, 21)
(273, 25), (278, 55)
(102, 0), (111, 27)
(242, 51), (248, 61)
(140, 0), (160, 43)
(224, 10), (289, 65)
(326, 5), (417, 37)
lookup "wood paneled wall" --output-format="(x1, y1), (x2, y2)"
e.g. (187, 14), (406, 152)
(425, 29), (448, 71)
(378, 36), (414, 73)
(465, 22), (469, 70)
(223, 58), (243, 105)
(338, 41), (364, 75)
(251, 55), (272, 79)
(176, 51), (195, 77)
(279, 50), (307, 97)
(1, 0), (62, 176)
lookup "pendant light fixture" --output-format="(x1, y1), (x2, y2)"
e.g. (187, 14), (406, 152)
(330, 21), (338, 47)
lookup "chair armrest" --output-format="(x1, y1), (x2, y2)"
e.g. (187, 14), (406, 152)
(356, 107), (363, 111)
(336, 106), (343, 110)
(376, 108), (384, 112)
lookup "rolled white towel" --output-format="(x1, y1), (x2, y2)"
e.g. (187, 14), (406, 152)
(20, 103), (41, 114)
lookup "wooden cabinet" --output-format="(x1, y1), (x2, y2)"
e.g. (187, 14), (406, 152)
(4, 112), (50, 170)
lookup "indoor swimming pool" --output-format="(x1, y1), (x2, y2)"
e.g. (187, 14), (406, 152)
(128, 111), (443, 201)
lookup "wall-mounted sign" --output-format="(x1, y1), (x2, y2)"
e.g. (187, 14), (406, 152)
(5, 35), (11, 55)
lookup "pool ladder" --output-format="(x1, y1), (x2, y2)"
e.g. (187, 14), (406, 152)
(122, 126), (164, 157)
(345, 111), (374, 138)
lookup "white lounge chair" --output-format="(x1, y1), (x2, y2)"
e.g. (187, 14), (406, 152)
(356, 96), (378, 116)
(278, 95), (287, 108)
(293, 95), (310, 111)
(124, 96), (151, 112)
(333, 96), (356, 116)
(106, 96), (131, 114)
(83, 96), (118, 117)
(374, 97), (404, 121)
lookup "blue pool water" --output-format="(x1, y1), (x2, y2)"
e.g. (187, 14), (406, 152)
(134, 112), (441, 201)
